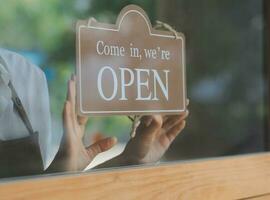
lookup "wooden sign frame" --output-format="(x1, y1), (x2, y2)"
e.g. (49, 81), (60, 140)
(76, 5), (187, 116)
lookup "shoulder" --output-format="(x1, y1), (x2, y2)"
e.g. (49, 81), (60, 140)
(0, 48), (46, 81)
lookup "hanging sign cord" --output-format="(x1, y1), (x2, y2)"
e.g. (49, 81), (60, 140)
(154, 20), (179, 39)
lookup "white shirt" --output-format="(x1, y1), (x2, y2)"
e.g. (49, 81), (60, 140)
(0, 48), (59, 169)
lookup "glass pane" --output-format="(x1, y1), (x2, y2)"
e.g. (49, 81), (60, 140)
(0, 0), (266, 180)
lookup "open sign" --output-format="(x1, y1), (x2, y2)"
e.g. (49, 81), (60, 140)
(76, 5), (186, 115)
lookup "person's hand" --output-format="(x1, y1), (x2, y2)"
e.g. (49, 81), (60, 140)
(94, 102), (189, 169)
(60, 75), (117, 171)
(120, 105), (189, 165)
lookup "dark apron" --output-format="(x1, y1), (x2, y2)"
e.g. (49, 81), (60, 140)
(0, 81), (43, 178)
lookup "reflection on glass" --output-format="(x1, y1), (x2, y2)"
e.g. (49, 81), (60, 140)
(0, 0), (266, 179)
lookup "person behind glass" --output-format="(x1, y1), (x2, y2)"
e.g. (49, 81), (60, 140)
(0, 49), (189, 176)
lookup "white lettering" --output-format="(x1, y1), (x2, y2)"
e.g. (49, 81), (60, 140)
(96, 40), (125, 57)
(135, 68), (152, 101)
(97, 66), (118, 101)
(152, 69), (169, 100)
(97, 66), (170, 101)
(119, 67), (134, 100)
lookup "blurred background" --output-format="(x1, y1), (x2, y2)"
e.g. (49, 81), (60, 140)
(0, 0), (266, 164)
